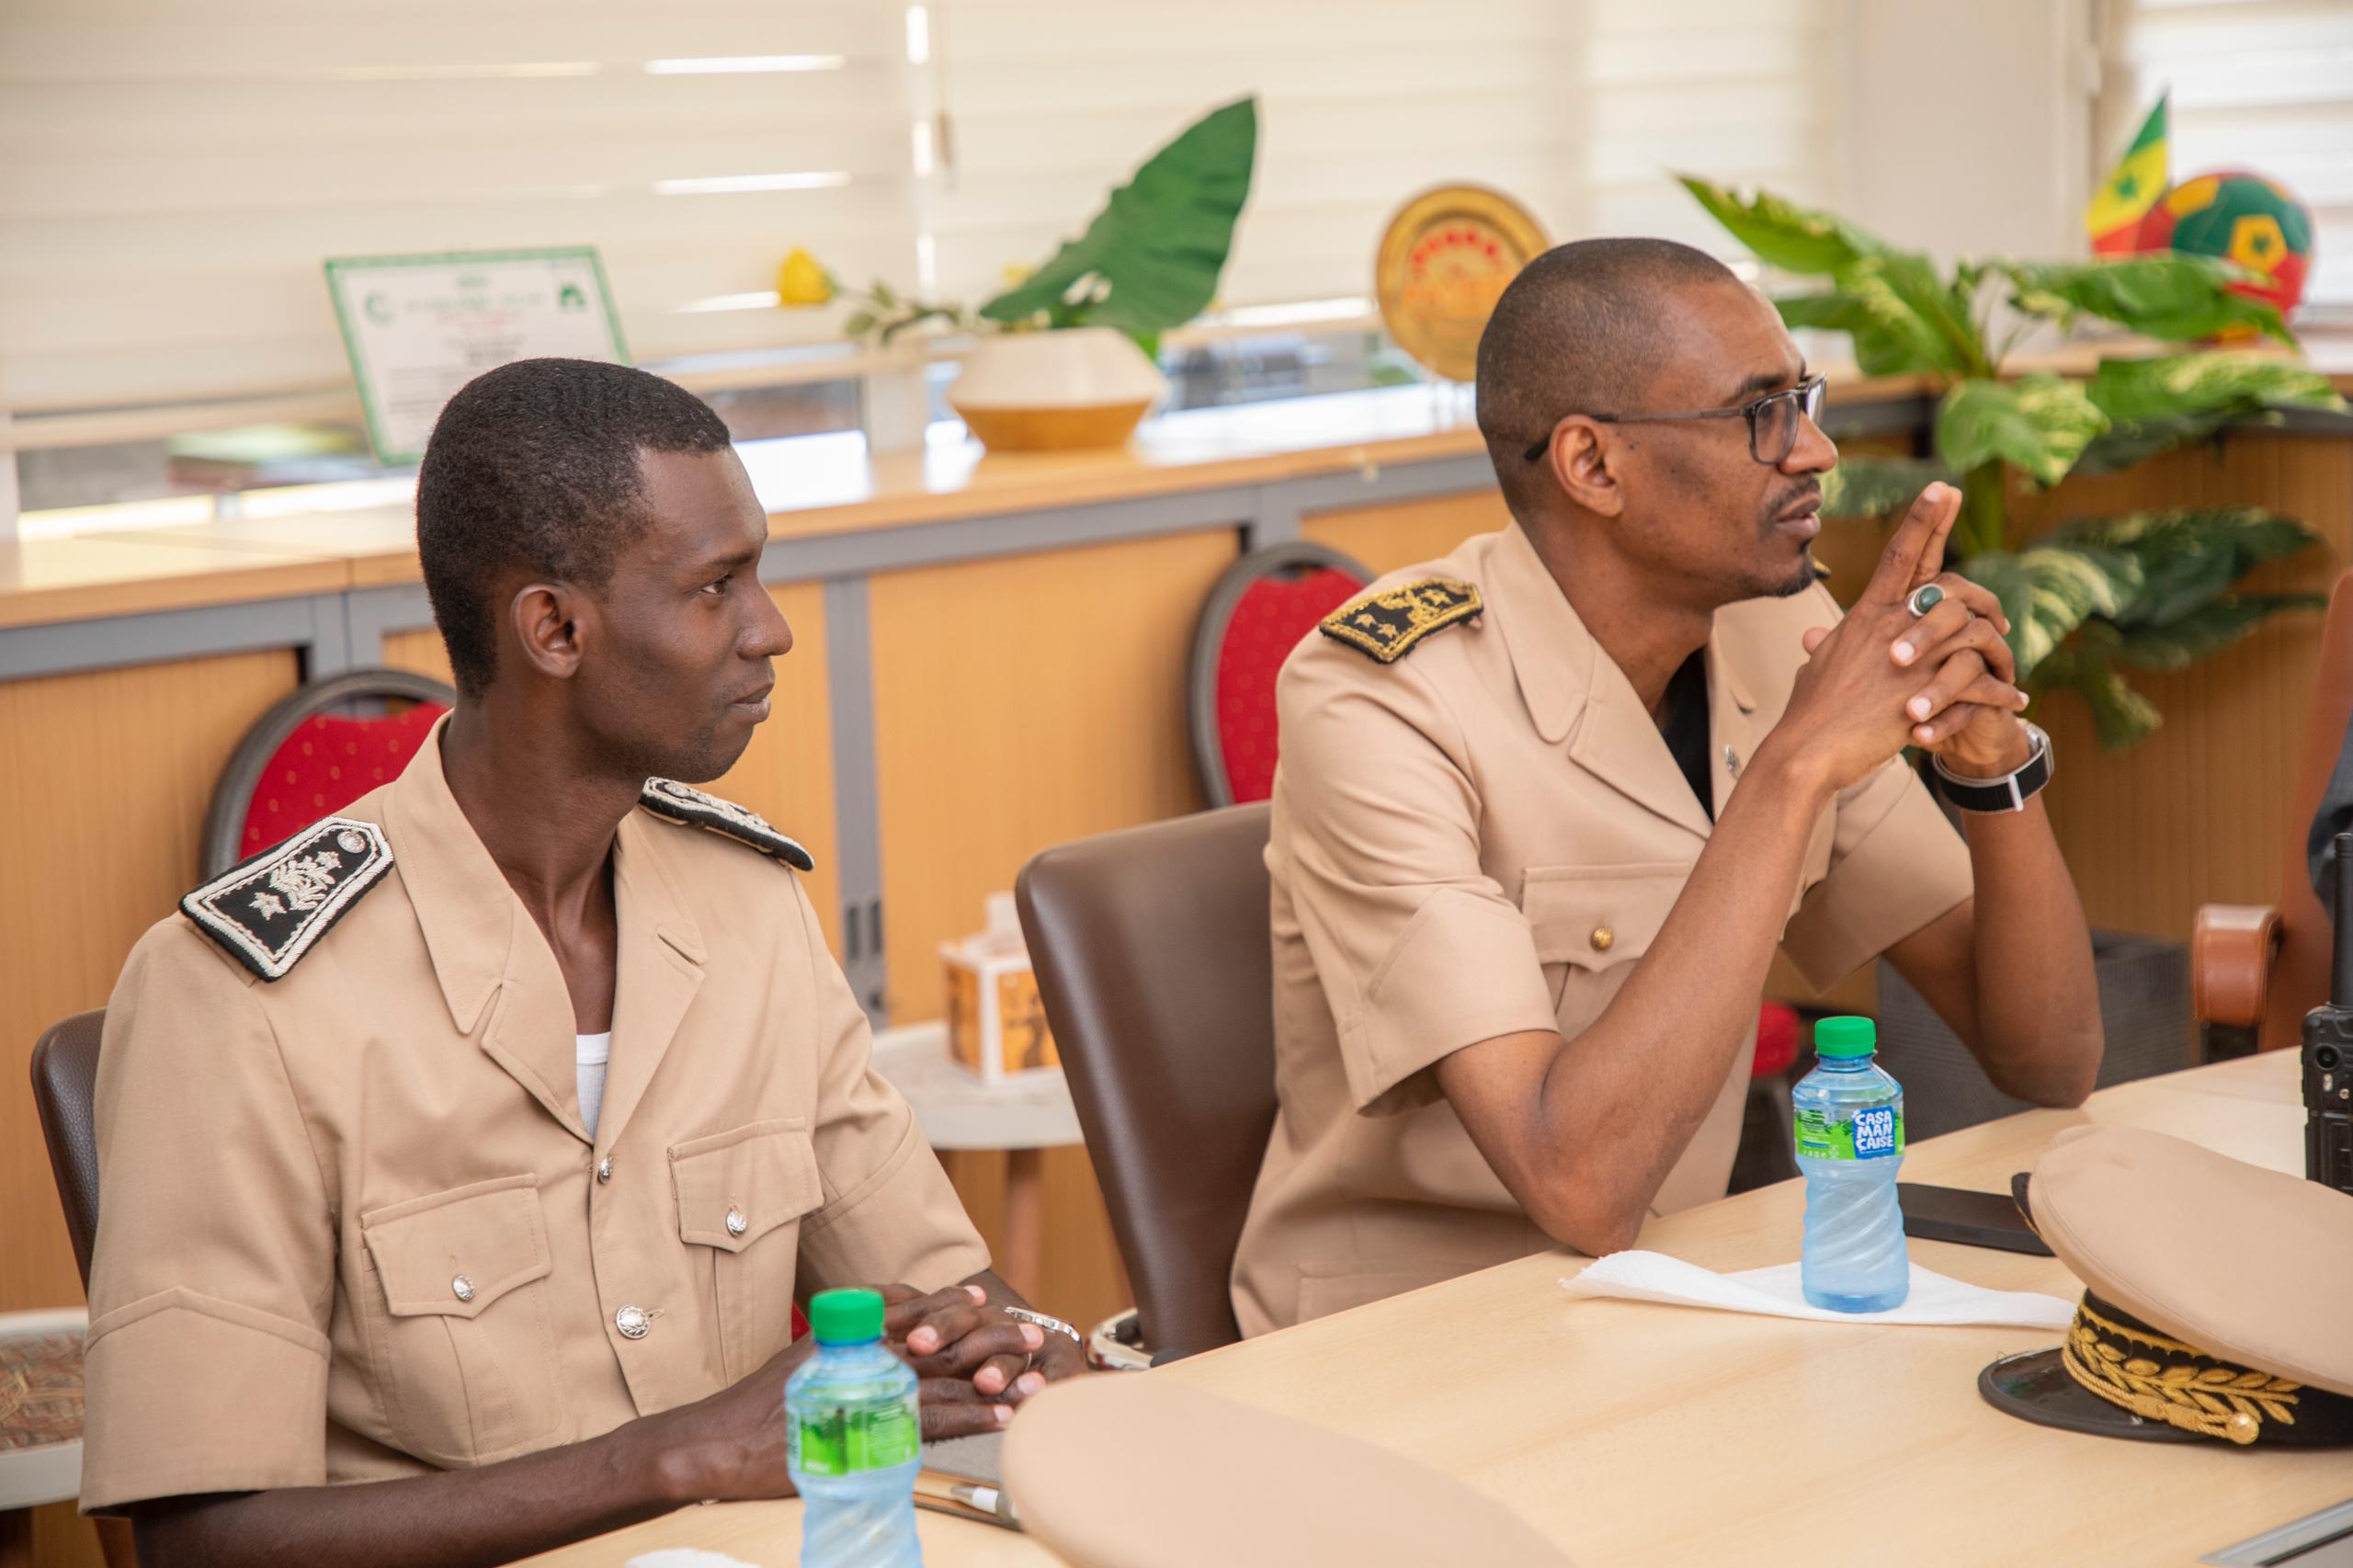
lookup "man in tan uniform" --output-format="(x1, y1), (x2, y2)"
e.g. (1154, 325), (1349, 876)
(82, 359), (1082, 1564)
(1233, 240), (2104, 1335)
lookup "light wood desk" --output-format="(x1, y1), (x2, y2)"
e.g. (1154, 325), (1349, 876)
(518, 1051), (2333, 1568)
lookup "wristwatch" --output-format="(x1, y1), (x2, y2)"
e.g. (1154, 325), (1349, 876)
(1932, 721), (2053, 813)
(1002, 1305), (1082, 1347)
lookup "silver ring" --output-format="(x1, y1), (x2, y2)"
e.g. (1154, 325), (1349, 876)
(1906, 583), (1945, 618)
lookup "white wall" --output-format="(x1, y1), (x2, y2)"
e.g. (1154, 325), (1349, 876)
(1844, 0), (2097, 265)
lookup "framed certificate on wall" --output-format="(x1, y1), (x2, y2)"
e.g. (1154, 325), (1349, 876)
(324, 247), (629, 464)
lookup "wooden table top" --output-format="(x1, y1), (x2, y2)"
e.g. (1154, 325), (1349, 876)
(517, 1051), (2332, 1568)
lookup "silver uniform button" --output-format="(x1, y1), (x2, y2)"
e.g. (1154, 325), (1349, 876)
(725, 1205), (748, 1238)
(1723, 744), (1742, 778)
(596, 1154), (613, 1183)
(615, 1304), (652, 1340)
(451, 1275), (476, 1302)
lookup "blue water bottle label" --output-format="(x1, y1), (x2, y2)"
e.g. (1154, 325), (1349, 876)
(1795, 1106), (1906, 1160)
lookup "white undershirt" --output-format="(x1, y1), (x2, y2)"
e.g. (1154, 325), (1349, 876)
(576, 1031), (612, 1139)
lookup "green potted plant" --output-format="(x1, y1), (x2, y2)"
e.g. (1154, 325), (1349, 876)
(1680, 176), (2347, 747)
(781, 97), (1257, 451)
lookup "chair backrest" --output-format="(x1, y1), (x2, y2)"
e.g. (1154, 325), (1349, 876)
(1188, 544), (1370, 806)
(31, 1010), (106, 1290)
(2263, 571), (2353, 1050)
(1016, 804), (1276, 1359)
(203, 667), (455, 878)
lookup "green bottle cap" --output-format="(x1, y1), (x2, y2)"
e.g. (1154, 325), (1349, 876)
(1814, 1016), (1878, 1059)
(808, 1287), (886, 1345)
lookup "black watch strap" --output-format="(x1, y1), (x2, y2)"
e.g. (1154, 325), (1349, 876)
(1933, 724), (2052, 813)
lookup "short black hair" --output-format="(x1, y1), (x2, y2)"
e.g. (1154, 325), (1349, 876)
(1474, 237), (1740, 518)
(415, 358), (733, 697)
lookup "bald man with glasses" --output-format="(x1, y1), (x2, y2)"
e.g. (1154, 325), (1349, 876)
(1230, 238), (2103, 1336)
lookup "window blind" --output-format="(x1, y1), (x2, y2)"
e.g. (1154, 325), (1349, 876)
(2104, 0), (2353, 310)
(1584, 0), (1849, 248)
(0, 0), (923, 415)
(924, 0), (1848, 318)
(924, 0), (1584, 314)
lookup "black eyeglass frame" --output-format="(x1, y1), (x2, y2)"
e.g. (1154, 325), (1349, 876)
(1521, 373), (1830, 466)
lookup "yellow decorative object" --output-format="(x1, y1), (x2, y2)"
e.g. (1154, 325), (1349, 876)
(1375, 186), (1551, 383)
(776, 248), (835, 308)
(948, 327), (1167, 452)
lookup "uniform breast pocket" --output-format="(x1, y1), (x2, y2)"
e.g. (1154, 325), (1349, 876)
(670, 1119), (824, 1382)
(1520, 861), (1689, 1027)
(359, 1174), (562, 1466)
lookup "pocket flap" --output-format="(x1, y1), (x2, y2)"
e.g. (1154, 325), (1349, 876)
(361, 1174), (551, 1320)
(670, 1118), (822, 1253)
(1520, 861), (1689, 971)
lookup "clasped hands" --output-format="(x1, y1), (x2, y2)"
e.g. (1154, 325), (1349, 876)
(1786, 483), (2032, 788)
(881, 1281), (1086, 1438)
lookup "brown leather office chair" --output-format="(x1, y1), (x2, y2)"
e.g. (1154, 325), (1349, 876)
(31, 1010), (105, 1290)
(27, 1010), (140, 1568)
(1016, 803), (1276, 1363)
(2194, 570), (2353, 1055)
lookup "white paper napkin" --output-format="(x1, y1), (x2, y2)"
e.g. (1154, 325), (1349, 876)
(625, 1551), (759, 1568)
(1559, 1249), (2073, 1329)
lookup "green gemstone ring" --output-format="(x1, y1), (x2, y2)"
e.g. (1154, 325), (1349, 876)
(1907, 583), (1945, 618)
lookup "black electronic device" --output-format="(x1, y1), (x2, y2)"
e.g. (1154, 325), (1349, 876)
(1897, 1182), (2053, 1256)
(2303, 832), (2353, 1195)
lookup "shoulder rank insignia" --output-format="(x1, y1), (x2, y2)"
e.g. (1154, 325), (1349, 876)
(639, 778), (816, 870)
(1318, 577), (1483, 665)
(180, 817), (392, 981)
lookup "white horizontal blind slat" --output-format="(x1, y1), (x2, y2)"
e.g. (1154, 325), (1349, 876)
(926, 0), (1583, 312)
(2113, 0), (2353, 307)
(0, 0), (921, 413)
(1585, 0), (1845, 250)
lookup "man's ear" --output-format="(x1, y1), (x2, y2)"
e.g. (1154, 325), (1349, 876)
(509, 582), (587, 680)
(1550, 420), (1626, 519)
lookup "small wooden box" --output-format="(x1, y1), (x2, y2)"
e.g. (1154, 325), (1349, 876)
(940, 894), (1059, 1084)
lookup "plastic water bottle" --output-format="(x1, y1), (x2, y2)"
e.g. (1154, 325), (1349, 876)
(786, 1288), (924, 1568)
(1794, 1016), (1910, 1312)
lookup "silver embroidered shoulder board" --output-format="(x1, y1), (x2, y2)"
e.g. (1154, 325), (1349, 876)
(638, 778), (815, 870)
(179, 817), (393, 981)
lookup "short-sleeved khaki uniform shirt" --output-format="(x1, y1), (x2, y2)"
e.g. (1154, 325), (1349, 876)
(1231, 522), (1972, 1336)
(82, 722), (988, 1510)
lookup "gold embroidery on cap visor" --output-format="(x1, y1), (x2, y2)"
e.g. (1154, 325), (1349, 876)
(2062, 1298), (2299, 1446)
(1318, 578), (1483, 665)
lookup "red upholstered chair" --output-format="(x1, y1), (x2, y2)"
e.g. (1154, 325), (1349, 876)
(201, 669), (455, 878)
(1188, 543), (1372, 806)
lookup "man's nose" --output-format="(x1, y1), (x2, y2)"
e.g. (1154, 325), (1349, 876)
(1782, 411), (1837, 475)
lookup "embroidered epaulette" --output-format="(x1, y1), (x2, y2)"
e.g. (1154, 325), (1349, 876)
(639, 778), (815, 870)
(180, 817), (392, 981)
(1317, 577), (1483, 665)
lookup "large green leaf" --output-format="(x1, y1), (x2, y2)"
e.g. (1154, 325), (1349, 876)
(2107, 594), (2327, 671)
(979, 97), (1257, 337)
(1775, 292), (1934, 377)
(1821, 455), (1954, 518)
(2042, 506), (2324, 627)
(2000, 256), (2290, 345)
(1676, 176), (1880, 275)
(1936, 374), (2110, 487)
(1961, 544), (2143, 675)
(2086, 352), (2344, 425)
(2075, 353), (2347, 473)
(2032, 636), (2165, 749)
(1839, 252), (1985, 376)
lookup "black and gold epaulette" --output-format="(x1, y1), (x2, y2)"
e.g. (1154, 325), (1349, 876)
(1318, 577), (1483, 665)
(180, 817), (393, 981)
(639, 778), (815, 870)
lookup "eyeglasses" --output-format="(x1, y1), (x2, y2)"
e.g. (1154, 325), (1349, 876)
(1522, 374), (1829, 467)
